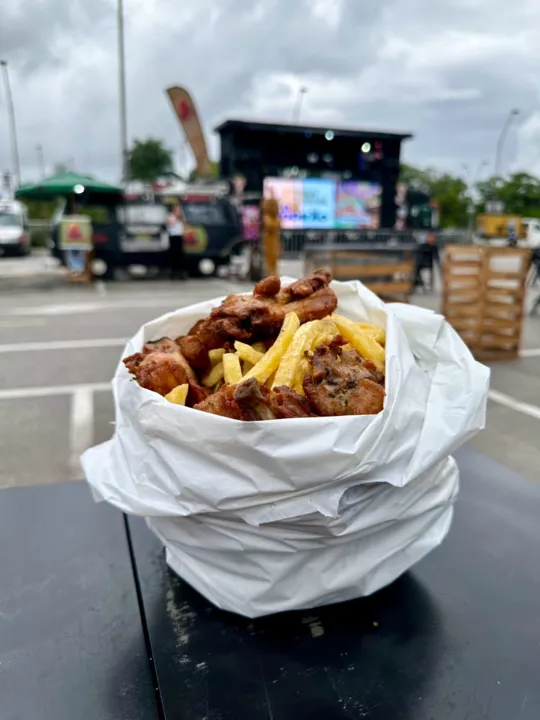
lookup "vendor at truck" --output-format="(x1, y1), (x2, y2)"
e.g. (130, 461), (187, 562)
(167, 203), (186, 280)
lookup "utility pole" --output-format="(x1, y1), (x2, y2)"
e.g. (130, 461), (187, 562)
(293, 86), (308, 124)
(36, 144), (46, 179)
(117, 0), (129, 183)
(0, 60), (21, 187)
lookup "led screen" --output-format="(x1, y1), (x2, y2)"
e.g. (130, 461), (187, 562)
(263, 177), (381, 229)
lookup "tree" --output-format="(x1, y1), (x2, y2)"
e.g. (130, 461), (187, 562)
(399, 164), (469, 228)
(188, 161), (220, 182)
(476, 172), (540, 217)
(129, 138), (173, 182)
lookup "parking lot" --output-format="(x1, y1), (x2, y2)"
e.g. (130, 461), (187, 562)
(1, 268), (540, 489)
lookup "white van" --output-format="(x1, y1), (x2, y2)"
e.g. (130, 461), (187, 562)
(0, 200), (30, 256)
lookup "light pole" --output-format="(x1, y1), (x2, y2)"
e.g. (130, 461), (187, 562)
(117, 0), (129, 182)
(0, 60), (21, 187)
(494, 108), (519, 178)
(35, 144), (46, 179)
(463, 160), (488, 239)
(293, 86), (308, 124)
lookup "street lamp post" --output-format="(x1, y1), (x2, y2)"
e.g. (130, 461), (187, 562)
(293, 86), (308, 124)
(494, 108), (519, 178)
(117, 0), (129, 182)
(0, 60), (21, 187)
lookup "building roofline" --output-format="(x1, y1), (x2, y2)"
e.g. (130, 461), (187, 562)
(214, 118), (413, 142)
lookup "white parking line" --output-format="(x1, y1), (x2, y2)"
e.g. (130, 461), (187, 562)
(0, 338), (127, 353)
(488, 390), (540, 421)
(69, 386), (95, 472)
(520, 348), (540, 358)
(0, 287), (232, 317)
(0, 382), (111, 401)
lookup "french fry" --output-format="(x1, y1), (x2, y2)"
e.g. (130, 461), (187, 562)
(331, 314), (385, 373)
(272, 320), (320, 388)
(243, 312), (301, 384)
(209, 348), (225, 366)
(223, 353), (243, 385)
(358, 322), (386, 346)
(165, 383), (189, 405)
(234, 341), (264, 366)
(252, 342), (266, 354)
(202, 361), (225, 388)
(266, 372), (276, 388)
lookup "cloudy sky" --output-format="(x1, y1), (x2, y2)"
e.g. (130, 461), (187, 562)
(1, 0), (540, 184)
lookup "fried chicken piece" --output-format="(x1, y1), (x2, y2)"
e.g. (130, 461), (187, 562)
(272, 385), (316, 419)
(254, 275), (281, 297)
(234, 379), (315, 420)
(283, 287), (338, 324)
(123, 337), (208, 403)
(194, 385), (251, 421)
(303, 338), (385, 416)
(195, 379), (314, 421)
(123, 351), (191, 397)
(187, 271), (338, 349)
(176, 336), (210, 372)
(233, 379), (276, 420)
(278, 269), (332, 302)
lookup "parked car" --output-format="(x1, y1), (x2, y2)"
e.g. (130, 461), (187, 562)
(0, 200), (30, 256)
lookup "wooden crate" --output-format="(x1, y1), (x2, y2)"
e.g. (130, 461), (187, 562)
(305, 248), (415, 302)
(442, 245), (531, 361)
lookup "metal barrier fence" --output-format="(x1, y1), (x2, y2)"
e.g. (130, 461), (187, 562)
(280, 229), (470, 257)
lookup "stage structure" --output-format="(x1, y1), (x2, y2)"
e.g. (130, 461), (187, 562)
(215, 119), (412, 229)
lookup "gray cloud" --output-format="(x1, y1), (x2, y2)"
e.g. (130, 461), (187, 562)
(1, 0), (539, 183)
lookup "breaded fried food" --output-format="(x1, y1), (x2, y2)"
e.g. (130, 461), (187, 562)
(123, 337), (208, 403)
(279, 269), (332, 302)
(234, 379), (315, 420)
(195, 378), (314, 421)
(254, 275), (281, 297)
(187, 271), (337, 349)
(123, 351), (191, 397)
(176, 335), (209, 372)
(303, 337), (385, 416)
(194, 385), (251, 421)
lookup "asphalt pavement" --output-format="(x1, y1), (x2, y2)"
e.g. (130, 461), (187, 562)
(1, 263), (539, 489)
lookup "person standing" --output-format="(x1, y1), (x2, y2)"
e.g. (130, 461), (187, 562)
(261, 197), (281, 276)
(167, 203), (186, 279)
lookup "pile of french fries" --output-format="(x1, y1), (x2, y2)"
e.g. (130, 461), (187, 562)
(165, 314), (386, 405)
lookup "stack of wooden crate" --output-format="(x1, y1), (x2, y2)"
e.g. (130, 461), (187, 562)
(304, 246), (416, 303)
(442, 245), (531, 361)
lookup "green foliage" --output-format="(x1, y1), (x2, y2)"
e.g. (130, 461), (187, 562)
(23, 199), (57, 220)
(30, 227), (49, 247)
(400, 164), (468, 227)
(188, 161), (220, 182)
(476, 173), (540, 217)
(400, 164), (540, 227)
(129, 138), (173, 182)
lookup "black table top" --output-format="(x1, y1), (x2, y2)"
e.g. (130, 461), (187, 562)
(128, 446), (540, 720)
(0, 482), (159, 720)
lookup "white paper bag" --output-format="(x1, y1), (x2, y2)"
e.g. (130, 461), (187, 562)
(82, 278), (490, 617)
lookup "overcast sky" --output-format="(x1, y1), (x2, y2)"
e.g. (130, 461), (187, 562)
(1, 0), (540, 184)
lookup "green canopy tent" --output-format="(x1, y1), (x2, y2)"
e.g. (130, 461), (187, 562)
(15, 171), (123, 204)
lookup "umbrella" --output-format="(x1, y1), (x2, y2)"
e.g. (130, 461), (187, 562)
(15, 171), (122, 201)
